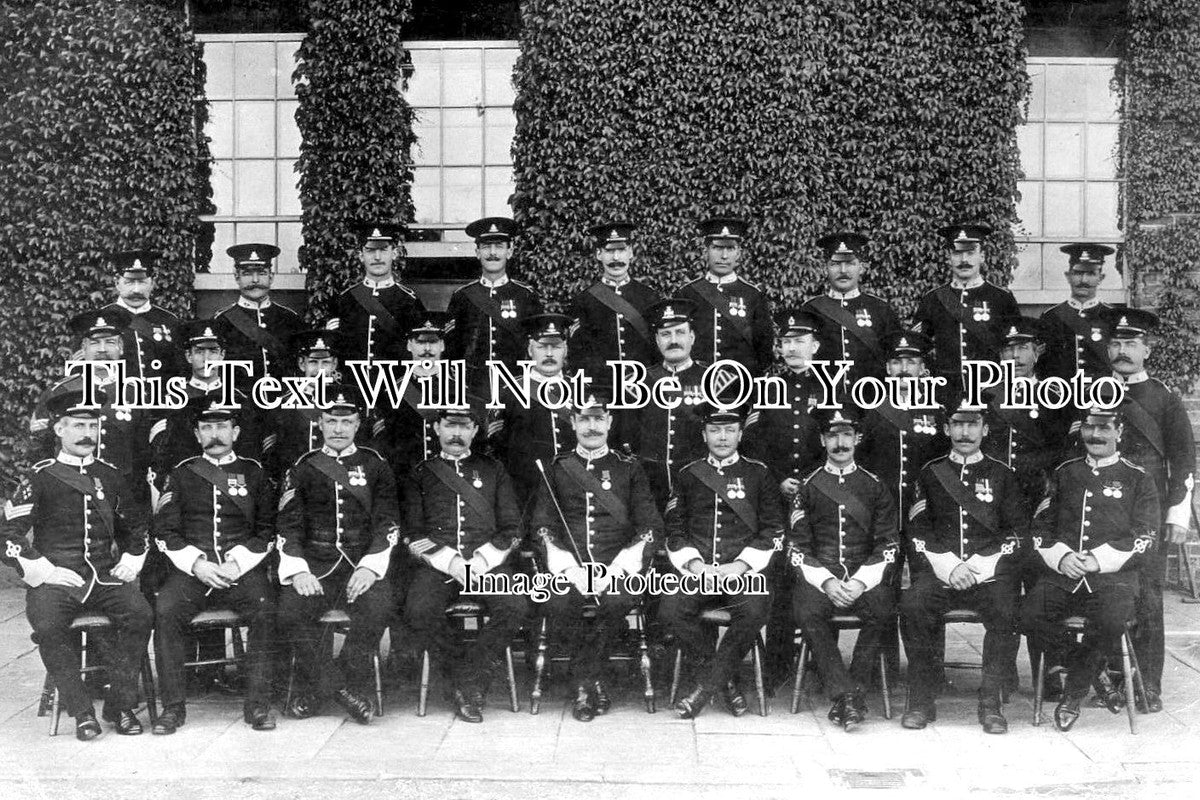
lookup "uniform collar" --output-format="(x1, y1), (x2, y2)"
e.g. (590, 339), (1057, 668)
(322, 443), (357, 459)
(949, 451), (984, 465)
(663, 358), (694, 373)
(1067, 297), (1101, 311)
(439, 449), (472, 462)
(826, 288), (861, 301)
(57, 452), (96, 467)
(480, 273), (509, 289)
(1115, 370), (1148, 385)
(189, 376), (223, 391)
(1086, 452), (1121, 469)
(705, 272), (739, 286)
(115, 298), (151, 315)
(202, 452), (237, 466)
(363, 276), (395, 290)
(823, 461), (858, 476)
(950, 277), (985, 290)
(707, 453), (740, 468)
(576, 444), (610, 461)
(601, 275), (629, 289)
(237, 296), (272, 310)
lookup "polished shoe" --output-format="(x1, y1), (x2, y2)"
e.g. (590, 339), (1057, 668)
(1137, 688), (1163, 714)
(112, 709), (143, 736)
(674, 686), (713, 720)
(152, 704), (186, 735)
(1054, 693), (1084, 731)
(284, 693), (321, 719)
(841, 692), (866, 732)
(900, 704), (935, 730)
(244, 703), (276, 731)
(590, 681), (611, 716)
(721, 680), (748, 717)
(827, 695), (847, 726)
(333, 688), (373, 725)
(453, 688), (483, 723)
(1094, 670), (1126, 713)
(75, 711), (102, 741)
(572, 686), (596, 722)
(978, 701), (1008, 735)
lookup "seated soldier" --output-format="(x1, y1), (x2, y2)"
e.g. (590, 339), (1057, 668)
(276, 386), (398, 723)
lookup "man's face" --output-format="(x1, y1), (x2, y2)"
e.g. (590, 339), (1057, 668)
(702, 421), (743, 459)
(1000, 340), (1044, 379)
(948, 245), (984, 282)
(435, 415), (477, 456)
(476, 240), (512, 275)
(188, 343), (224, 380)
(826, 257), (863, 294)
(945, 416), (987, 457)
(1108, 336), (1149, 375)
(1065, 266), (1104, 302)
(572, 410), (611, 451)
(528, 338), (566, 377)
(55, 415), (99, 458)
(656, 322), (694, 365)
(298, 353), (338, 378)
(360, 241), (399, 278)
(116, 275), (153, 307)
(1081, 417), (1121, 459)
(597, 242), (632, 283)
(886, 355), (924, 379)
(235, 266), (273, 302)
(194, 419), (239, 458)
(81, 333), (123, 362)
(821, 427), (858, 466)
(319, 411), (360, 453)
(704, 238), (741, 276)
(406, 335), (445, 364)
(779, 333), (819, 370)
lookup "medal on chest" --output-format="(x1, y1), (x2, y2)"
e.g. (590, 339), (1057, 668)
(855, 308), (872, 328)
(93, 477), (105, 500)
(348, 465), (367, 486)
(600, 469), (612, 491)
(1090, 327), (1103, 342)
(972, 301), (991, 322)
(729, 296), (747, 317)
(974, 477), (993, 503)
(726, 477), (746, 500)
(1102, 480), (1123, 499)
(227, 474), (248, 497)
(682, 384), (701, 406)
(471, 470), (483, 489)
(913, 415), (935, 435)
(500, 298), (517, 319)
(152, 325), (172, 343)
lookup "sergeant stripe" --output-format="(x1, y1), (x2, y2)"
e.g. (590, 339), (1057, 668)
(277, 488), (296, 509)
(907, 499), (926, 521)
(4, 502), (32, 520)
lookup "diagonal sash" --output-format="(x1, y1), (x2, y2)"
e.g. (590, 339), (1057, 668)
(219, 306), (286, 358)
(125, 314), (157, 341)
(426, 459), (495, 528)
(807, 296), (880, 352)
(807, 474), (872, 531)
(43, 463), (115, 536)
(930, 460), (998, 535)
(306, 453), (373, 515)
(184, 459), (255, 520)
(586, 284), (651, 343)
(349, 284), (400, 337)
(689, 280), (753, 346)
(689, 460), (758, 531)
(1121, 395), (1166, 458)
(558, 457), (630, 528)
(874, 402), (909, 433)
(935, 289), (995, 346)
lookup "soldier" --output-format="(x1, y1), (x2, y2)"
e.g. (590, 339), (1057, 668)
(913, 223), (1021, 392)
(276, 387), (398, 724)
(900, 398), (1026, 734)
(789, 408), (899, 730)
(151, 399), (278, 734)
(0, 390), (152, 740)
(382, 311), (454, 476)
(801, 232), (901, 389)
(400, 403), (530, 723)
(328, 223), (427, 366)
(99, 248), (184, 382)
(1104, 309), (1195, 712)
(212, 243), (304, 386)
(271, 329), (346, 476)
(532, 390), (662, 721)
(566, 222), (661, 383)
(675, 216), (774, 375)
(660, 403), (783, 719)
(1021, 405), (1159, 730)
(1038, 243), (1119, 382)
(628, 299), (709, 511)
(447, 216), (543, 389)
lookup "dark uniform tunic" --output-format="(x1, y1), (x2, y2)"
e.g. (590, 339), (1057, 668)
(676, 274), (775, 375)
(859, 402), (948, 525)
(330, 277), (427, 365)
(1021, 454), (1159, 696)
(982, 383), (1070, 512)
(152, 379), (274, 477)
(629, 361), (709, 510)
(100, 301), (184, 381)
(0, 454), (152, 718)
(213, 298), (305, 383)
(1038, 300), (1119, 381)
(788, 463), (899, 697)
(802, 290), (902, 386)
(446, 275), (543, 382)
(153, 452), (277, 710)
(912, 280), (1021, 386)
(493, 374), (578, 508)
(566, 277), (661, 382)
(742, 366), (825, 486)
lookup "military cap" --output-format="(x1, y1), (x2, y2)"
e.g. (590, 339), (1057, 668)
(352, 222), (407, 246)
(522, 313), (573, 343)
(1110, 308), (1159, 339)
(407, 310), (451, 341)
(1060, 242), (1115, 271)
(111, 249), (161, 279)
(181, 320), (225, 349)
(465, 216), (516, 243)
(1086, 380), (1125, 419)
(436, 397), (488, 426)
(1000, 316), (1042, 345)
(587, 222), (636, 247)
(816, 232), (869, 263)
(647, 298), (697, 330)
(815, 406), (861, 433)
(947, 394), (987, 421)
(70, 308), (131, 340)
(775, 309), (819, 337)
(937, 222), (993, 251)
(698, 216), (748, 240)
(571, 387), (612, 417)
(227, 243), (281, 271)
(323, 384), (364, 417)
(882, 330), (932, 359)
(46, 388), (106, 421)
(291, 328), (341, 359)
(190, 396), (238, 425)
(694, 401), (747, 426)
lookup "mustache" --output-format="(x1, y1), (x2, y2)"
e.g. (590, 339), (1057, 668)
(953, 438), (975, 444)
(830, 446), (850, 453)
(76, 438), (96, 447)
(1085, 438), (1108, 445)
(204, 439), (225, 448)
(1112, 356), (1133, 363)
(447, 438), (465, 446)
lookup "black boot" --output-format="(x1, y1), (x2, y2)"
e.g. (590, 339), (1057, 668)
(675, 686), (712, 720)
(572, 685), (596, 722)
(978, 693), (1008, 735)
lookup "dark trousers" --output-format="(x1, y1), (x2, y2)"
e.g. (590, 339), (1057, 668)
(402, 562), (530, 692)
(763, 557), (795, 686)
(543, 582), (639, 684)
(658, 585), (771, 690)
(27, 581), (153, 719)
(154, 568), (276, 709)
(277, 565), (393, 699)
(1133, 545), (1165, 692)
(1020, 575), (1138, 696)
(900, 571), (1019, 707)
(792, 578), (897, 698)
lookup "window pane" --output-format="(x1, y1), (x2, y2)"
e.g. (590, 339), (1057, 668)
(411, 166), (441, 224)
(443, 167), (483, 223)
(234, 42), (277, 99)
(277, 100), (301, 157)
(1016, 181), (1042, 238)
(277, 222), (303, 273)
(1044, 183), (1083, 237)
(443, 108), (483, 165)
(1086, 65), (1118, 121)
(483, 48), (517, 106)
(1086, 182), (1120, 238)
(1011, 241), (1043, 290)
(276, 41), (299, 99)
(1044, 124), (1084, 178)
(484, 106), (516, 165)
(204, 42), (234, 100)
(1041, 244), (1070, 292)
(406, 49), (442, 108)
(236, 101), (276, 158)
(413, 108), (442, 167)
(235, 160), (277, 216)
(1086, 123), (1119, 179)
(207, 101), (234, 159)
(233, 221), (278, 250)
(484, 166), (515, 217)
(1045, 64), (1088, 121)
(277, 160), (301, 216)
(1026, 64), (1045, 122)
(1016, 124), (1042, 180)
(211, 160), (234, 216)
(210, 223), (236, 272)
(442, 49), (483, 107)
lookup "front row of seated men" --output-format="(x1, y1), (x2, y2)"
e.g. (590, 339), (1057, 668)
(0, 376), (1164, 740)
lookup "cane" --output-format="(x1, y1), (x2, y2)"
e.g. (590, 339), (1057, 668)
(535, 458), (603, 607)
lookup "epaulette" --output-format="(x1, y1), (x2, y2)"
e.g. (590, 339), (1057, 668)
(984, 280), (1013, 294)
(174, 455), (203, 469)
(1148, 376), (1171, 391)
(858, 466), (883, 483)
(396, 283), (417, 298)
(982, 454), (1014, 473)
(510, 279), (535, 291)
(801, 466), (823, 484)
(681, 457), (706, 473)
(1119, 457), (1147, 474)
(1054, 455), (1087, 474)
(294, 448), (321, 466)
(741, 456), (770, 470)
(31, 458), (55, 472)
(919, 454), (948, 471)
(213, 303), (237, 317)
(359, 446), (386, 462)
(238, 456), (265, 468)
(735, 276), (762, 291)
(862, 291), (888, 303)
(612, 450), (636, 463)
(94, 457), (119, 471)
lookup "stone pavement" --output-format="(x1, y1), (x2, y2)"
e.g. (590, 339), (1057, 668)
(0, 572), (1197, 799)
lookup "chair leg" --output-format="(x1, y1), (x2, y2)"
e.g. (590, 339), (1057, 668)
(1120, 631), (1138, 735)
(37, 673), (54, 717)
(530, 618), (548, 715)
(879, 651), (892, 720)
(417, 650), (430, 717)
(505, 645), (519, 713)
(49, 685), (61, 737)
(231, 625), (246, 661)
(753, 634), (768, 717)
(790, 638), (808, 714)
(142, 652), (159, 726)
(1032, 650), (1045, 726)
(373, 651), (384, 717)
(284, 650), (297, 711)
(669, 649), (682, 707)
(636, 610), (655, 713)
(1125, 625), (1148, 712)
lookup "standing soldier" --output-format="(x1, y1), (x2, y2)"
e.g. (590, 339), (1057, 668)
(913, 223), (1020, 392)
(382, 311), (455, 476)
(1, 390), (153, 740)
(1038, 244), (1119, 382)
(660, 403), (783, 719)
(676, 216), (774, 375)
(1104, 309), (1195, 712)
(271, 329), (346, 476)
(900, 398), (1026, 734)
(151, 399), (278, 734)
(447, 217), (543, 389)
(328, 223), (427, 366)
(566, 222), (661, 383)
(399, 403), (530, 723)
(1021, 404), (1159, 730)
(532, 391), (662, 721)
(789, 408), (899, 730)
(100, 248), (184, 381)
(212, 243), (304, 386)
(802, 232), (901, 389)
(275, 387), (398, 724)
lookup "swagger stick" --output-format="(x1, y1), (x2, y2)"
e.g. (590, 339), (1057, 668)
(535, 458), (602, 607)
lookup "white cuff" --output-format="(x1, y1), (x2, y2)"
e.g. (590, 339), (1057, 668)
(19, 556), (55, 587)
(926, 550), (966, 585)
(668, 546), (703, 573)
(277, 550), (311, 584)
(357, 548), (391, 579)
(169, 545), (206, 575)
(964, 552), (1002, 584)
(609, 539), (647, 576)
(545, 540), (580, 575)
(800, 562), (838, 591)
(1166, 478), (1193, 528)
(1038, 542), (1073, 573)
(850, 560), (887, 592)
(117, 551), (146, 576)
(467, 553), (489, 577)
(473, 541), (511, 570)
(1091, 543), (1134, 573)
(734, 546), (773, 574)
(424, 546), (459, 575)
(227, 544), (267, 576)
